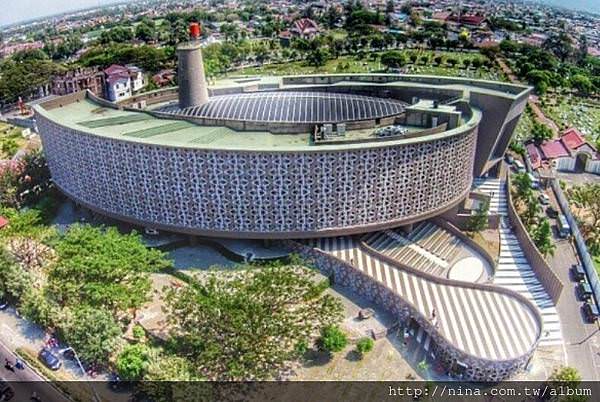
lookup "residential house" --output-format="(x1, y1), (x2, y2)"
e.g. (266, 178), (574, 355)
(104, 64), (145, 102)
(290, 18), (319, 39)
(50, 67), (105, 96)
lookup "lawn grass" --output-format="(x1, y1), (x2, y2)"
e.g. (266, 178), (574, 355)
(235, 50), (506, 81)
(0, 122), (26, 159)
(540, 94), (600, 140)
(514, 105), (535, 141)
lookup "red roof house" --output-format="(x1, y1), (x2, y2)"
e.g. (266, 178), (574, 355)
(526, 143), (542, 169)
(290, 18), (319, 39)
(0, 216), (9, 230)
(540, 139), (570, 159)
(561, 128), (586, 151)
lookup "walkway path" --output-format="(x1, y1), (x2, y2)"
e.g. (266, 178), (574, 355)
(497, 58), (560, 134)
(305, 233), (541, 363)
(473, 177), (563, 347)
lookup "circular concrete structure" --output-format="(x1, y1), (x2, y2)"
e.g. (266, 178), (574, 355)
(448, 256), (485, 282)
(34, 74), (531, 239)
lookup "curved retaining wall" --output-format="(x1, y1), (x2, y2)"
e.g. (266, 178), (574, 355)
(36, 112), (477, 239)
(506, 175), (563, 303)
(287, 239), (541, 381)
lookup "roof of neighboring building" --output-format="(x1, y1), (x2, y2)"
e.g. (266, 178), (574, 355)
(447, 14), (486, 26)
(104, 64), (128, 75)
(576, 143), (599, 159)
(106, 71), (130, 85)
(540, 139), (570, 159)
(526, 143), (542, 169)
(561, 128), (586, 150)
(292, 18), (319, 34)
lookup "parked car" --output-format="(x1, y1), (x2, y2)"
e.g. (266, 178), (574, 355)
(528, 173), (540, 189)
(0, 380), (14, 401)
(539, 193), (550, 205)
(513, 160), (526, 173)
(0, 299), (8, 310)
(557, 214), (571, 238)
(38, 348), (61, 370)
(546, 206), (559, 218)
(505, 154), (514, 165)
(572, 264), (586, 282)
(577, 282), (593, 301)
(583, 302), (600, 323)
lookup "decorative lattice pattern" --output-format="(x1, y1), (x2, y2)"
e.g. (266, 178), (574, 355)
(37, 115), (476, 237)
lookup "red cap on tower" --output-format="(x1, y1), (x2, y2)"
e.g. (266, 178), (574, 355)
(189, 22), (201, 39)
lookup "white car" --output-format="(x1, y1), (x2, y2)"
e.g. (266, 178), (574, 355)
(539, 193), (550, 205)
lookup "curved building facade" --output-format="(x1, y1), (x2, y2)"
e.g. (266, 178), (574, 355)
(34, 74), (530, 239)
(36, 110), (476, 238)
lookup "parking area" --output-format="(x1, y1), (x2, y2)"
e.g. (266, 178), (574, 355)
(543, 179), (600, 379)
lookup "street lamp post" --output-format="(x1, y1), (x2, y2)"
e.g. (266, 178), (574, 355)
(61, 347), (101, 402)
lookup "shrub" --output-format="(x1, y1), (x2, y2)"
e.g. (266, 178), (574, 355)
(318, 325), (347, 353)
(356, 337), (374, 357)
(116, 344), (150, 381)
(132, 324), (146, 341)
(62, 306), (122, 366)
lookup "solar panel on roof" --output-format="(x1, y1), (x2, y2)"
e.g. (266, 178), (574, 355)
(158, 91), (406, 124)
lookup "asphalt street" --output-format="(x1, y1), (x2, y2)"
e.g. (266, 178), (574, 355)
(0, 339), (69, 402)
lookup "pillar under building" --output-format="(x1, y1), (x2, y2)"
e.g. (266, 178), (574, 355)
(177, 23), (209, 109)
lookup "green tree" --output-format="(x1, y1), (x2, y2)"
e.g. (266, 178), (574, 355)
(318, 325), (347, 353)
(62, 306), (122, 365)
(532, 218), (556, 256)
(306, 47), (329, 67)
(522, 194), (542, 228)
(471, 58), (483, 69)
(531, 121), (553, 144)
(0, 248), (31, 303)
(165, 265), (343, 380)
(570, 74), (593, 96)
(100, 26), (134, 44)
(409, 53), (418, 64)
(466, 199), (489, 233)
(513, 172), (533, 204)
(568, 184), (600, 255)
(380, 51), (406, 69)
(548, 366), (581, 389)
(19, 289), (59, 329)
(220, 23), (239, 42)
(543, 32), (573, 62)
(462, 58), (471, 69)
(116, 344), (150, 380)
(446, 57), (458, 67)
(48, 225), (170, 314)
(135, 22), (156, 42)
(355, 337), (374, 358)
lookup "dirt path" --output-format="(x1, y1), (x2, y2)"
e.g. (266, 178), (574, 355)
(497, 58), (560, 135)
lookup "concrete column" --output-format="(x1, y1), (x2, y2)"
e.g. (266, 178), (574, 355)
(177, 41), (209, 108)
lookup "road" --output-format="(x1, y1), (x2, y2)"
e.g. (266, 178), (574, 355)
(0, 339), (70, 402)
(545, 185), (600, 379)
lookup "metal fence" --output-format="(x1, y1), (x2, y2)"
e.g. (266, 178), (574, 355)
(551, 179), (600, 307)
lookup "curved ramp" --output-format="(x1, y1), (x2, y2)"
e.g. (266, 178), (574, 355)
(305, 236), (541, 363)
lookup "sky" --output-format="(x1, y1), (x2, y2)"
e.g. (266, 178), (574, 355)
(1, 0), (599, 27)
(0, 0), (131, 27)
